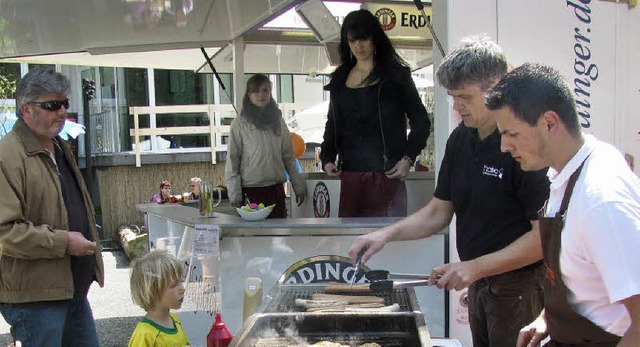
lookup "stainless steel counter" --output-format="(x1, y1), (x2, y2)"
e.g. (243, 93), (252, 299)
(137, 203), (404, 236)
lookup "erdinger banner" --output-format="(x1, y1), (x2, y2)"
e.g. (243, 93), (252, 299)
(363, 3), (434, 39)
(447, 0), (639, 172)
(496, 0), (639, 158)
(499, 0), (613, 138)
(278, 255), (370, 285)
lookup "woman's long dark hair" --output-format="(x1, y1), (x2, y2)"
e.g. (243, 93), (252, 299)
(333, 9), (408, 84)
(240, 74), (281, 135)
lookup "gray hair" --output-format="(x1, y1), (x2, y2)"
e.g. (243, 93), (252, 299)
(190, 177), (202, 184)
(436, 35), (508, 91)
(15, 68), (70, 116)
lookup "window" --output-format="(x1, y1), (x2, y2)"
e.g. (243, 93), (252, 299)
(153, 69), (213, 148)
(28, 63), (55, 72)
(217, 73), (233, 104)
(121, 68), (149, 150)
(278, 75), (294, 103)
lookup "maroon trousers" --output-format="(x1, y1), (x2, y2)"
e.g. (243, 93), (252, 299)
(338, 172), (407, 217)
(242, 184), (287, 218)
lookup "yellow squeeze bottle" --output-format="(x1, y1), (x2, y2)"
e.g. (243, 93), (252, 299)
(242, 277), (263, 322)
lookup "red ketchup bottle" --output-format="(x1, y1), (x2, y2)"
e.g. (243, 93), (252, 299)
(206, 312), (233, 347)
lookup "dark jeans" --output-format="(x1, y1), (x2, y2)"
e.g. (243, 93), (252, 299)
(468, 264), (545, 347)
(0, 297), (99, 347)
(338, 171), (407, 217)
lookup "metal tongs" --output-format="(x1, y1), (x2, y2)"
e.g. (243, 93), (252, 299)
(367, 270), (431, 281)
(366, 269), (440, 292)
(349, 249), (366, 287)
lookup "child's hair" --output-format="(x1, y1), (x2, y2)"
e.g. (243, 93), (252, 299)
(130, 249), (184, 311)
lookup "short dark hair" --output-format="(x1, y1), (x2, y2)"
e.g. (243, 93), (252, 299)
(485, 63), (581, 137)
(436, 35), (508, 91)
(15, 68), (70, 117)
(160, 180), (171, 189)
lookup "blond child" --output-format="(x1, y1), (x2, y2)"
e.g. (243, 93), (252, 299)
(128, 249), (190, 347)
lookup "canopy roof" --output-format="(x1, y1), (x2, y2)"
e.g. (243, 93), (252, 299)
(0, 0), (433, 74)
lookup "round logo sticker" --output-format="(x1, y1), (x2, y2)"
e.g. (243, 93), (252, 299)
(375, 8), (397, 31)
(313, 182), (331, 218)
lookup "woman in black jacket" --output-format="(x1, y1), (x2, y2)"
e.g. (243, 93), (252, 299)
(320, 9), (431, 217)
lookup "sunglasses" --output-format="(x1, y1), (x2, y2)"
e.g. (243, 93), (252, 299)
(28, 98), (70, 112)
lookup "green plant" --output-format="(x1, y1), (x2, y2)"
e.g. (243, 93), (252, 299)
(0, 74), (15, 100)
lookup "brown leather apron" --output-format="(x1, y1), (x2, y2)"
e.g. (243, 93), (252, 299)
(539, 161), (621, 346)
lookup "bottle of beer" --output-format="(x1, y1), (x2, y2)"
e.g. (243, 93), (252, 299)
(206, 312), (233, 347)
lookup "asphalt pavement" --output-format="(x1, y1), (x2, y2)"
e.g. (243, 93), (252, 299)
(0, 249), (146, 347)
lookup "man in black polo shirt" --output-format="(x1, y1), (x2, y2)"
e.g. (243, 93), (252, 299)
(348, 36), (549, 347)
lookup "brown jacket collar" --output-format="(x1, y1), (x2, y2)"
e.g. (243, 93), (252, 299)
(12, 118), (58, 156)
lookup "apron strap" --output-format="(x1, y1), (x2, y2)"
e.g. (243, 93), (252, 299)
(556, 158), (588, 217)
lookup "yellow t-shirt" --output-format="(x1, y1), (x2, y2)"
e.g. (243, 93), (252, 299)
(128, 312), (190, 347)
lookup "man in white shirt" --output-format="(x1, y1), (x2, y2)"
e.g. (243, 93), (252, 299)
(486, 63), (640, 346)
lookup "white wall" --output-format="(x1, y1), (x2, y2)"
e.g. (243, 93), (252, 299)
(497, 0), (618, 147)
(620, 6), (640, 175)
(293, 75), (326, 106)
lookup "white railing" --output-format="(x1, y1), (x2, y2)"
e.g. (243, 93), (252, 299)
(129, 104), (235, 167)
(129, 103), (316, 167)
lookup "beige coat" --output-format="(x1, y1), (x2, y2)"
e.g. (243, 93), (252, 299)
(225, 115), (307, 205)
(0, 119), (105, 303)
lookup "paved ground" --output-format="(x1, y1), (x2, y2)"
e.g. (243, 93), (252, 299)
(0, 250), (146, 347)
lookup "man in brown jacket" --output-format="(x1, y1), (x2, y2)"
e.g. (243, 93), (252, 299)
(0, 68), (105, 346)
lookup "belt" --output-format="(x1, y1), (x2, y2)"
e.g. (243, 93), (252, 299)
(477, 261), (544, 285)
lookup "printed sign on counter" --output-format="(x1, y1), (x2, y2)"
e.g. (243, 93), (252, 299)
(193, 224), (220, 256)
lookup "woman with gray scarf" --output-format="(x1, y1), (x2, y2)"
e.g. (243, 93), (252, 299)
(225, 74), (306, 218)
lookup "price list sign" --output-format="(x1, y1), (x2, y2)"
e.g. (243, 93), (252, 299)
(193, 224), (220, 256)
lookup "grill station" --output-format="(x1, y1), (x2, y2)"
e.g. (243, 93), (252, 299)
(230, 283), (433, 346)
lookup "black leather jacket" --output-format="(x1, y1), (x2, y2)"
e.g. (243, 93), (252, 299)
(320, 66), (431, 172)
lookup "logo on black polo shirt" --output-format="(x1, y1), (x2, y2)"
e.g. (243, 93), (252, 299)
(482, 164), (504, 179)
